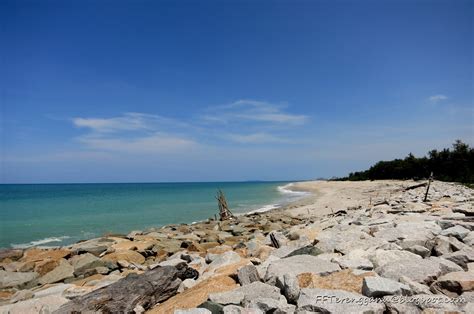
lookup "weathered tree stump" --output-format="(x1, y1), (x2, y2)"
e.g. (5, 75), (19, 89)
(216, 189), (234, 221)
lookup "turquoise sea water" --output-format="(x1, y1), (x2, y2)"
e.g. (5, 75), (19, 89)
(0, 181), (306, 249)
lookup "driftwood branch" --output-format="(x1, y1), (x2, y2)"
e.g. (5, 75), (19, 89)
(55, 263), (198, 313)
(404, 182), (428, 191)
(216, 189), (234, 221)
(423, 172), (434, 202)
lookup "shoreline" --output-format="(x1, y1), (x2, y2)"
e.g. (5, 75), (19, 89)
(1, 179), (473, 313)
(3, 181), (312, 250)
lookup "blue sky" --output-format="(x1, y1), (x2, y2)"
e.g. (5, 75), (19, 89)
(1, 0), (473, 183)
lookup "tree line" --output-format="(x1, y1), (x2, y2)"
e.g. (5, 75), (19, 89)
(337, 140), (474, 183)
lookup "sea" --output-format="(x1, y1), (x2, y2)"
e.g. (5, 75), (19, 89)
(0, 181), (308, 249)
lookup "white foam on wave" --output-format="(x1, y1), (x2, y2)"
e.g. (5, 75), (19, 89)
(11, 236), (71, 249)
(277, 183), (310, 196)
(246, 203), (279, 214)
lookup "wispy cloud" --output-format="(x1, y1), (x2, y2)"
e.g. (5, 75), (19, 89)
(225, 132), (287, 144)
(429, 94), (448, 103)
(201, 99), (308, 125)
(78, 132), (197, 153)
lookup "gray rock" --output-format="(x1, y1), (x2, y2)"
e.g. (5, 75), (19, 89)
(335, 255), (374, 270)
(10, 289), (34, 303)
(440, 225), (470, 240)
(375, 254), (463, 285)
(264, 255), (341, 285)
(175, 309), (212, 314)
(399, 276), (432, 295)
(209, 282), (282, 306)
(237, 264), (260, 285)
(69, 253), (108, 276)
(443, 248), (474, 270)
(405, 245), (431, 258)
(246, 297), (290, 313)
(383, 295), (422, 313)
(362, 276), (410, 297)
(430, 271), (474, 297)
(0, 270), (39, 289)
(369, 249), (421, 269)
(178, 278), (197, 293)
(69, 237), (113, 256)
(284, 246), (323, 258)
(297, 288), (385, 313)
(404, 293), (464, 312)
(198, 301), (225, 313)
(275, 273), (300, 303)
(433, 235), (468, 256)
(464, 232), (474, 246)
(207, 251), (241, 271)
(222, 305), (263, 314)
(39, 259), (75, 285)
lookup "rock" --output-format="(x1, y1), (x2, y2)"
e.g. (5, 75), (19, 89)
(69, 238), (113, 256)
(34, 259), (60, 276)
(0, 284), (72, 313)
(178, 278), (197, 293)
(39, 259), (74, 284)
(10, 289), (34, 303)
(315, 225), (388, 254)
(264, 255), (341, 285)
(56, 264), (198, 313)
(297, 288), (385, 313)
(237, 264), (260, 286)
(175, 309), (211, 314)
(297, 269), (376, 294)
(405, 245), (431, 258)
(368, 249), (421, 269)
(101, 250), (146, 265)
(69, 252), (111, 276)
(0, 270), (38, 289)
(430, 271), (474, 297)
(399, 276), (432, 295)
(376, 254), (462, 284)
(20, 248), (71, 263)
(0, 249), (23, 262)
(440, 225), (471, 240)
(443, 248), (474, 270)
(199, 301), (225, 313)
(383, 295), (423, 313)
(246, 297), (291, 313)
(335, 255), (374, 270)
(209, 282), (282, 306)
(275, 273), (300, 303)
(463, 231), (474, 244)
(361, 276), (410, 297)
(433, 235), (468, 256)
(284, 246), (323, 258)
(206, 251), (241, 272)
(222, 304), (263, 314)
(148, 273), (239, 313)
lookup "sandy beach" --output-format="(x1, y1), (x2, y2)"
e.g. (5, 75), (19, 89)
(1, 180), (473, 313)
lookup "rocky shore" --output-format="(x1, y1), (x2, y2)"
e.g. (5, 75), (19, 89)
(1, 180), (473, 313)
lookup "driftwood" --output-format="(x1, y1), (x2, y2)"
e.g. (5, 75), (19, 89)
(55, 263), (198, 313)
(270, 233), (280, 248)
(424, 172), (434, 202)
(216, 189), (234, 221)
(404, 182), (428, 191)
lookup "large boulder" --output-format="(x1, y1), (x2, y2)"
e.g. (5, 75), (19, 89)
(264, 255), (340, 285)
(101, 250), (146, 265)
(38, 258), (74, 284)
(0, 270), (38, 289)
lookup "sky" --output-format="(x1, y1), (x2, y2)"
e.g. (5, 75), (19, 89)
(1, 0), (473, 183)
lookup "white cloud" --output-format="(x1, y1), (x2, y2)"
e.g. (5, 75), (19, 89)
(429, 94), (448, 103)
(202, 99), (308, 125)
(78, 132), (197, 153)
(225, 132), (286, 144)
